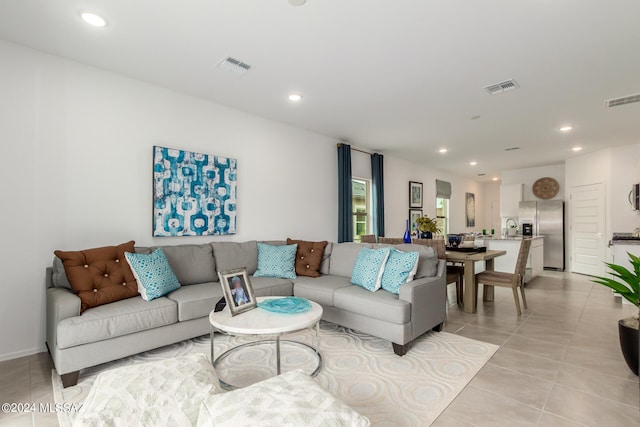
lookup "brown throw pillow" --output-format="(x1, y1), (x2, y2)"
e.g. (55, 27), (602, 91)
(286, 238), (328, 278)
(54, 241), (139, 313)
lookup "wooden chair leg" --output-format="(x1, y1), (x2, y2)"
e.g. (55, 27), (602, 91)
(520, 285), (528, 309)
(456, 276), (463, 306)
(512, 287), (522, 315)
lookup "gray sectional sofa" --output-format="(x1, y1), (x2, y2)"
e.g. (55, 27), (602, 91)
(46, 241), (446, 387)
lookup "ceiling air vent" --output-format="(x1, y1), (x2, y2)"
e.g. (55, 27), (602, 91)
(484, 79), (519, 95)
(216, 56), (252, 75)
(604, 93), (640, 108)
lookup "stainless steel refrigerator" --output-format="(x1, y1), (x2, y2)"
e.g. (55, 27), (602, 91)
(519, 200), (565, 270)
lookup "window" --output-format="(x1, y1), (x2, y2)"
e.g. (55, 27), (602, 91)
(436, 197), (449, 235)
(352, 178), (370, 242)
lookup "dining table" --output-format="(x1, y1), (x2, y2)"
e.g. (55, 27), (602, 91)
(445, 249), (507, 313)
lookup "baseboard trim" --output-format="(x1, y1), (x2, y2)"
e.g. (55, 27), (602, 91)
(0, 345), (47, 362)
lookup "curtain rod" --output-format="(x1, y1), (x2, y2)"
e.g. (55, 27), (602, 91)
(337, 143), (374, 155)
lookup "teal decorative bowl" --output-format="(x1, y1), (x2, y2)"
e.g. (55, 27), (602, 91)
(258, 297), (312, 314)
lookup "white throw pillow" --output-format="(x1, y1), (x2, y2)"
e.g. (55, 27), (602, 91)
(196, 370), (370, 427)
(72, 353), (219, 427)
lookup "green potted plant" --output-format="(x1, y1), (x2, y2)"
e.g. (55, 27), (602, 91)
(591, 252), (640, 376)
(415, 215), (441, 239)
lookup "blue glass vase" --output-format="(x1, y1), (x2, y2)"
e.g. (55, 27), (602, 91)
(403, 219), (412, 243)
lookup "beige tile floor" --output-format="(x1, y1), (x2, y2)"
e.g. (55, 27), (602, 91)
(434, 271), (639, 427)
(0, 271), (638, 426)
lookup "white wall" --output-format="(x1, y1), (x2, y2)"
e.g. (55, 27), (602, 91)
(0, 41), (340, 360)
(502, 164), (566, 202)
(383, 156), (485, 236)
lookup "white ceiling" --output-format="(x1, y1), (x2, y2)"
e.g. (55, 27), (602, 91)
(1, 0), (639, 181)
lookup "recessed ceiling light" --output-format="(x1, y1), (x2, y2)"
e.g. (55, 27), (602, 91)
(572, 146), (583, 152)
(289, 0), (307, 5)
(81, 12), (107, 27)
(560, 125), (573, 132)
(439, 148), (448, 153)
(288, 93), (303, 102)
(469, 161), (477, 166)
(492, 177), (499, 181)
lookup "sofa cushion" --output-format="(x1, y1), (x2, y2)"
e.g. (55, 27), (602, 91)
(125, 248), (181, 302)
(57, 296), (178, 349)
(54, 241), (139, 313)
(293, 275), (353, 307)
(249, 276), (294, 297)
(196, 369), (370, 427)
(73, 353), (219, 427)
(153, 244), (217, 285)
(381, 249), (419, 295)
(333, 286), (410, 325)
(415, 256), (439, 279)
(211, 241), (258, 274)
(350, 247), (391, 292)
(319, 242), (333, 275)
(254, 243), (298, 279)
(166, 282), (223, 321)
(51, 256), (72, 289)
(287, 238), (328, 278)
(329, 243), (373, 278)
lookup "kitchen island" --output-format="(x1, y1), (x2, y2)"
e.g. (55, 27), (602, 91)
(476, 236), (544, 283)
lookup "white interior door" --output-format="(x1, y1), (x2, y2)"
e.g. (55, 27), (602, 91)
(570, 183), (606, 276)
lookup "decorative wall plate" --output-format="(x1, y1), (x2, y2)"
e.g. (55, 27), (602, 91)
(532, 177), (559, 199)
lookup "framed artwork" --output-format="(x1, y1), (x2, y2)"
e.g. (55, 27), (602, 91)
(465, 192), (476, 227)
(218, 268), (257, 316)
(153, 146), (237, 237)
(409, 181), (423, 208)
(409, 209), (423, 233)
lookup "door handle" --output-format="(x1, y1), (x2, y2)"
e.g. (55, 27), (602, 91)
(596, 233), (603, 238)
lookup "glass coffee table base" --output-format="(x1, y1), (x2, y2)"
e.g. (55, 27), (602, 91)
(213, 338), (322, 390)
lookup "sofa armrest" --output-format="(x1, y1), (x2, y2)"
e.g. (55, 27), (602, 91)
(46, 287), (81, 350)
(399, 272), (446, 342)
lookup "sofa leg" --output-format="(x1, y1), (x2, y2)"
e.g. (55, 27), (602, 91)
(392, 343), (407, 356)
(432, 322), (444, 332)
(61, 371), (79, 388)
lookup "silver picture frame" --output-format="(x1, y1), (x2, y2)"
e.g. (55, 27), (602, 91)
(218, 268), (257, 316)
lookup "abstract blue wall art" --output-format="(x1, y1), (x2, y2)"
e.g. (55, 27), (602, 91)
(153, 146), (237, 236)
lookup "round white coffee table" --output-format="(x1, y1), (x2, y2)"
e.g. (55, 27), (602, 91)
(209, 296), (323, 389)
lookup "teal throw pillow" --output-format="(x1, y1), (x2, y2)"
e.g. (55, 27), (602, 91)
(381, 249), (419, 294)
(124, 248), (181, 301)
(351, 247), (391, 292)
(254, 243), (298, 279)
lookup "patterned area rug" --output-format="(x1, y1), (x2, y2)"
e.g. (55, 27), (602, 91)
(53, 322), (497, 426)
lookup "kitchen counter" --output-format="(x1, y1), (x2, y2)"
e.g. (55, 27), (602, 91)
(481, 236), (544, 241)
(475, 236), (544, 283)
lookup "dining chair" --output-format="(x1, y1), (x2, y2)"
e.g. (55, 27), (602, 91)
(411, 238), (463, 306)
(446, 265), (464, 306)
(378, 237), (406, 244)
(474, 238), (532, 315)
